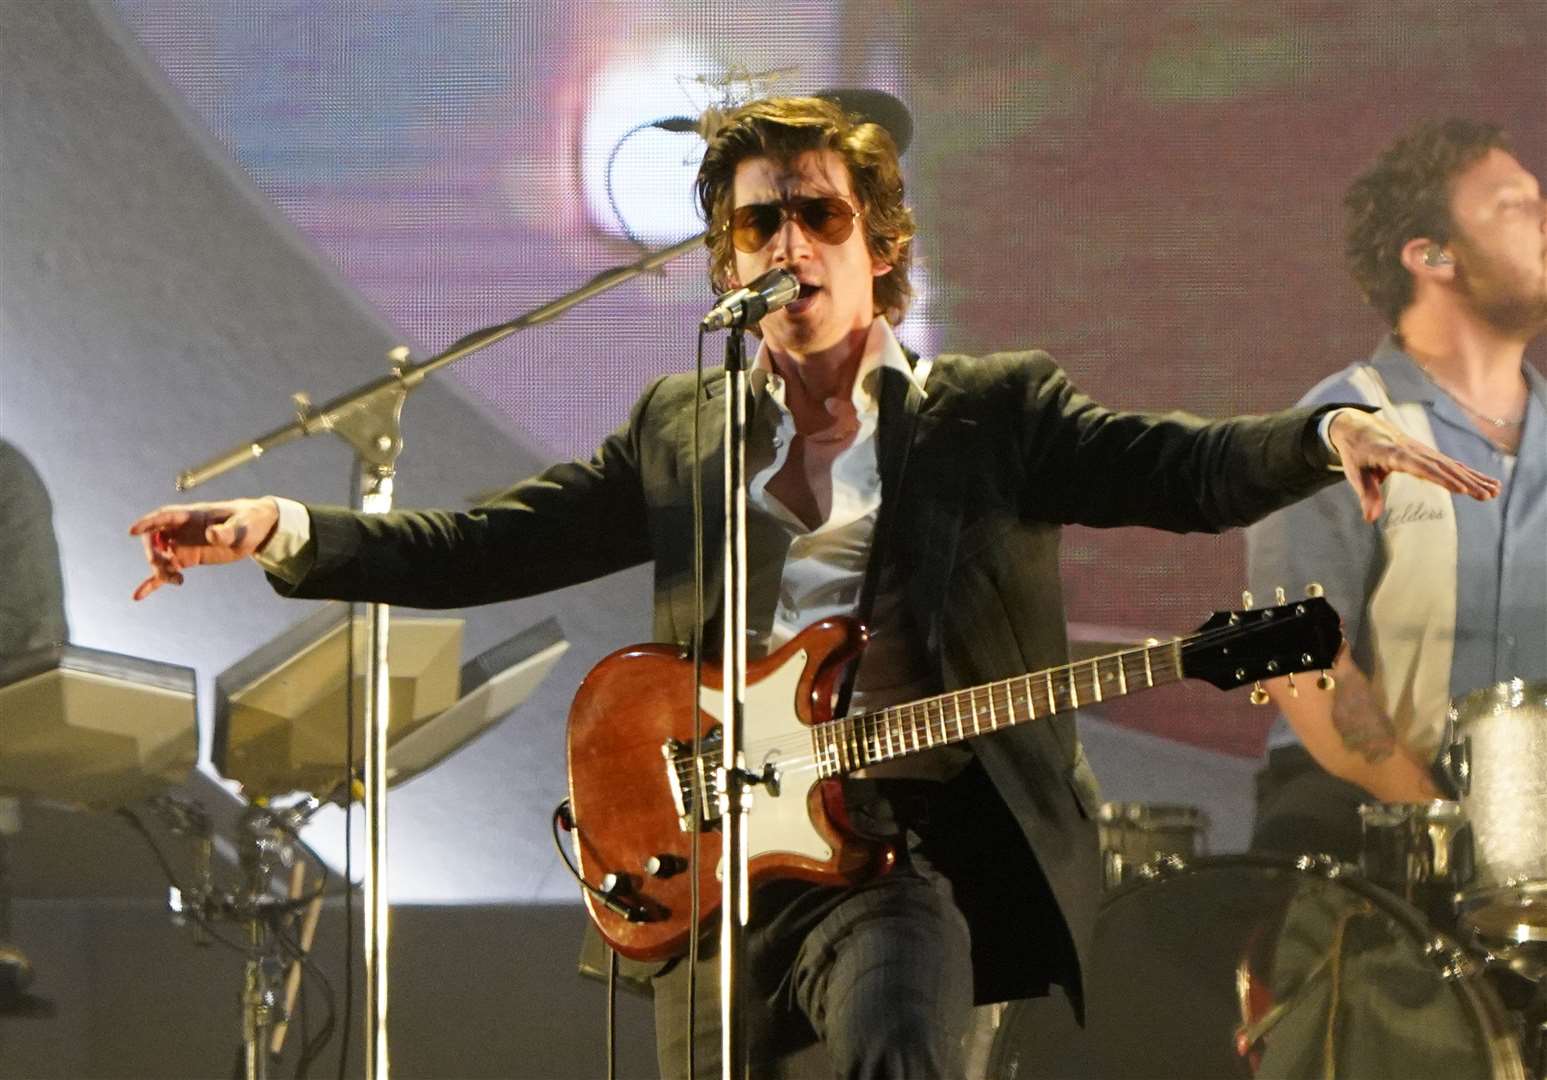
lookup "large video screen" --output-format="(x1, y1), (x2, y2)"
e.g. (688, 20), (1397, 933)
(112, 0), (1545, 757)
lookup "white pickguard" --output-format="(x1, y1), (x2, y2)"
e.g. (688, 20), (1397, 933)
(699, 649), (832, 864)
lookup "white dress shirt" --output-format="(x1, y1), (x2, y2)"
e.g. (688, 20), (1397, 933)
(742, 318), (932, 715)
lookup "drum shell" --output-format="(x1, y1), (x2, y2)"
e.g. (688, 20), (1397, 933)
(1358, 800), (1472, 926)
(1446, 679), (1547, 945)
(985, 854), (1524, 1080)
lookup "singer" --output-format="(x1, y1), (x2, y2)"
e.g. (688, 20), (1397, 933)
(128, 96), (1498, 1078)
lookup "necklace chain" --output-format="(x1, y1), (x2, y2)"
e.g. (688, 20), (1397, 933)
(1409, 357), (1527, 428)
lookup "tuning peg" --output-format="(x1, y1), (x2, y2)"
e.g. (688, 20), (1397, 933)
(1317, 670), (1335, 691)
(1242, 590), (1254, 610)
(1274, 586), (1286, 605)
(1286, 673), (1298, 698)
(1250, 681), (1270, 705)
(1305, 582), (1325, 599)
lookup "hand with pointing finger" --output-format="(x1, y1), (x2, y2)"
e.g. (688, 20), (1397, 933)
(128, 497), (281, 600)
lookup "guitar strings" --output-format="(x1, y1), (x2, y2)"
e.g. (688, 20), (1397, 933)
(674, 652), (1190, 782)
(672, 609), (1327, 781)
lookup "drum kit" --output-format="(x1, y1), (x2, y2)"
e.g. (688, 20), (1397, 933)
(985, 677), (1547, 1080)
(0, 607), (567, 1079)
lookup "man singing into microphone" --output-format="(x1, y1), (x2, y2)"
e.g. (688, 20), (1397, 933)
(129, 97), (1497, 1078)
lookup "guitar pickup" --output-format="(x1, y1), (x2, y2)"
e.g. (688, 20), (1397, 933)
(662, 730), (723, 832)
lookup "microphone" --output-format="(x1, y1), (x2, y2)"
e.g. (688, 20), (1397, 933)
(701, 268), (800, 331)
(650, 116), (698, 133)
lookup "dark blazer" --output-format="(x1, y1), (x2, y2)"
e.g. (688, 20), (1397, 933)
(274, 349), (1340, 1009)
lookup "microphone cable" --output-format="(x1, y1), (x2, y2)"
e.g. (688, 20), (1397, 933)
(603, 117), (702, 251)
(686, 323), (710, 1080)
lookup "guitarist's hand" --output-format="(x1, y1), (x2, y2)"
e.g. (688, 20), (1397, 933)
(1327, 409), (1499, 522)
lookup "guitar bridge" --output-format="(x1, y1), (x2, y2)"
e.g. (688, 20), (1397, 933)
(662, 729), (723, 832)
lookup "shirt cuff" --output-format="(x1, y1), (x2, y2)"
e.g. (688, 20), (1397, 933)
(1318, 408), (1351, 470)
(252, 496), (314, 584)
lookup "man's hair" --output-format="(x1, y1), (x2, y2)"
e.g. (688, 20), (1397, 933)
(1344, 118), (1510, 326)
(695, 96), (916, 325)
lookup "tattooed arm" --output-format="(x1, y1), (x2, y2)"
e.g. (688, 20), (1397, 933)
(1262, 647), (1440, 801)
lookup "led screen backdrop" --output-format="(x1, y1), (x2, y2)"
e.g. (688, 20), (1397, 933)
(109, 0), (1545, 757)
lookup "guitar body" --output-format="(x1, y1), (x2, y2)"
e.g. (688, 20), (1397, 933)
(566, 617), (891, 961)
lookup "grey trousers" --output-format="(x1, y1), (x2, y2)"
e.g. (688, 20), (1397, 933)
(651, 854), (974, 1080)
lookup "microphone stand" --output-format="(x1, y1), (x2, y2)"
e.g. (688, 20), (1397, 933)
(173, 231), (704, 1080)
(699, 269), (794, 1080)
(717, 319), (752, 1080)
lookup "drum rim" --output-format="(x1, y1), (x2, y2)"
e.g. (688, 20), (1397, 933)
(1096, 801), (1209, 827)
(1447, 676), (1547, 723)
(1091, 852), (1526, 1079)
(1100, 851), (1412, 926)
(1459, 879), (1547, 946)
(1357, 798), (1467, 826)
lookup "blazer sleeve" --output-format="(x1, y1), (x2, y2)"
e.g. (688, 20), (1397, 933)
(1007, 352), (1345, 533)
(268, 378), (665, 608)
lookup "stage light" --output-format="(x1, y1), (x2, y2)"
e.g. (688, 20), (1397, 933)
(580, 44), (717, 247)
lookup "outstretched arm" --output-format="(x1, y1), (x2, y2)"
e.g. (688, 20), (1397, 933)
(129, 373), (674, 607)
(1014, 355), (1497, 532)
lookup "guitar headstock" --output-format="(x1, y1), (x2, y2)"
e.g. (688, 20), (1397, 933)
(1182, 591), (1342, 692)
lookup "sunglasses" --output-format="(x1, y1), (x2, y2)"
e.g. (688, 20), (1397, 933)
(726, 196), (860, 253)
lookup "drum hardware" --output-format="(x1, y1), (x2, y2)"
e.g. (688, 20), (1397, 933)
(1136, 853), (1189, 881)
(1292, 851), (1346, 878)
(1426, 934), (1482, 982)
(1444, 736), (1473, 795)
(1097, 802), (1207, 889)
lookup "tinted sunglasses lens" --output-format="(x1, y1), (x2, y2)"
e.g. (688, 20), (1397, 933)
(794, 197), (855, 244)
(730, 204), (783, 252)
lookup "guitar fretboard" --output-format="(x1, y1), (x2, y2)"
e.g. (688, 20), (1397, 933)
(810, 638), (1186, 778)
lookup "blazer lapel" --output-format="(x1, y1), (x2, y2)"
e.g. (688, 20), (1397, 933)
(665, 371), (737, 647)
(879, 363), (966, 667)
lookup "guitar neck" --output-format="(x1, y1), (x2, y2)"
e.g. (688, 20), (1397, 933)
(811, 638), (1187, 778)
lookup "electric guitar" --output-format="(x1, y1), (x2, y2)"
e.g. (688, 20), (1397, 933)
(566, 596), (1340, 960)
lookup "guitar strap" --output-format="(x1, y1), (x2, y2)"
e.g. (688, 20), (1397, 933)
(831, 358), (927, 720)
